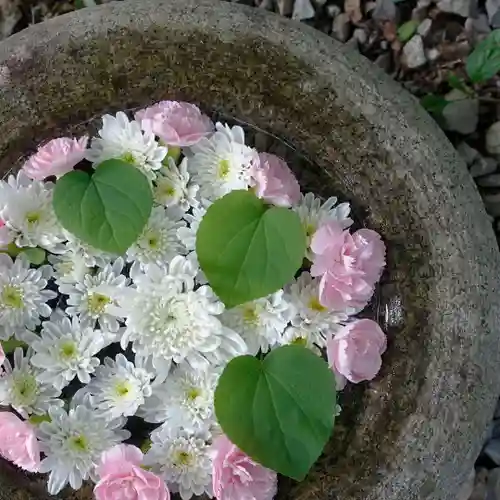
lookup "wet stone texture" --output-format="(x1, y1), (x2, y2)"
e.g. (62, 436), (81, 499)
(0, 1), (498, 499)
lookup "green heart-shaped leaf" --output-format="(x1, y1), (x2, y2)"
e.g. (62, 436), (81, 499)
(214, 345), (336, 480)
(196, 190), (306, 307)
(53, 159), (153, 254)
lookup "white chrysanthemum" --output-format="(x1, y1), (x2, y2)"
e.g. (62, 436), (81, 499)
(285, 272), (347, 338)
(64, 231), (116, 268)
(146, 425), (213, 500)
(30, 314), (109, 390)
(0, 254), (56, 341)
(154, 157), (199, 211)
(48, 251), (92, 287)
(0, 172), (65, 252)
(139, 364), (219, 430)
(59, 258), (128, 332)
(86, 112), (167, 181)
(294, 192), (353, 255)
(280, 325), (325, 354)
(117, 268), (247, 380)
(221, 290), (293, 355)
(37, 405), (130, 495)
(187, 122), (255, 200)
(126, 206), (186, 269)
(0, 348), (63, 418)
(177, 199), (212, 252)
(83, 354), (153, 420)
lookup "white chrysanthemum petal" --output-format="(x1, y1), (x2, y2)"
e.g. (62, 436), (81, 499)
(0, 348), (63, 418)
(221, 290), (293, 355)
(63, 231), (116, 268)
(86, 112), (167, 181)
(0, 172), (65, 252)
(37, 405), (130, 495)
(145, 425), (213, 500)
(48, 251), (92, 286)
(139, 364), (218, 430)
(84, 354), (153, 420)
(0, 254), (56, 340)
(177, 199), (212, 252)
(154, 157), (199, 211)
(126, 206), (187, 269)
(30, 314), (109, 390)
(187, 122), (255, 200)
(59, 257), (129, 332)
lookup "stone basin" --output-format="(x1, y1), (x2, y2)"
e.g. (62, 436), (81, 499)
(0, 1), (499, 499)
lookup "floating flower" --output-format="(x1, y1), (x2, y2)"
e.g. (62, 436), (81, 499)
(86, 112), (167, 181)
(0, 348), (62, 418)
(0, 172), (65, 252)
(188, 122), (255, 200)
(154, 157), (199, 211)
(30, 313), (108, 390)
(139, 364), (219, 431)
(221, 290), (292, 355)
(0, 254), (56, 341)
(22, 137), (88, 181)
(60, 257), (129, 332)
(95, 444), (170, 500)
(126, 206), (186, 270)
(0, 411), (40, 472)
(136, 100), (214, 147)
(84, 354), (153, 420)
(145, 425), (213, 500)
(211, 435), (277, 500)
(294, 192), (353, 257)
(310, 222), (386, 311)
(250, 152), (301, 207)
(327, 319), (387, 385)
(37, 405), (130, 495)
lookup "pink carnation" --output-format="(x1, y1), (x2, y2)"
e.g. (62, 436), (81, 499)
(310, 221), (385, 311)
(327, 319), (387, 384)
(22, 136), (88, 180)
(212, 435), (277, 500)
(250, 153), (301, 207)
(135, 101), (214, 147)
(0, 412), (40, 472)
(95, 444), (170, 500)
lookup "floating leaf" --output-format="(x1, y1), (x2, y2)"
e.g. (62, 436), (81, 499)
(215, 345), (336, 480)
(397, 20), (418, 42)
(196, 190), (306, 307)
(466, 30), (500, 83)
(53, 159), (153, 254)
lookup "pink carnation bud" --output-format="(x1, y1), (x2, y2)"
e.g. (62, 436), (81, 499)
(22, 136), (88, 180)
(0, 412), (40, 472)
(327, 319), (387, 384)
(211, 435), (277, 500)
(135, 101), (214, 147)
(310, 221), (385, 311)
(250, 153), (301, 207)
(94, 444), (170, 500)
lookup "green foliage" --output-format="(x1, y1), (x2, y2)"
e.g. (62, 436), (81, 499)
(29, 414), (52, 425)
(53, 159), (153, 254)
(466, 29), (500, 83)
(20, 247), (46, 266)
(397, 20), (418, 42)
(196, 190), (306, 308)
(448, 73), (475, 96)
(421, 94), (449, 115)
(214, 345), (336, 480)
(1, 337), (28, 354)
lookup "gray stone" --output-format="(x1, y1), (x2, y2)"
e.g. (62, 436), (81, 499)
(292, 0), (315, 19)
(472, 469), (489, 500)
(487, 122), (500, 158)
(332, 13), (352, 42)
(0, 2), (498, 500)
(466, 14), (493, 34)
(470, 157), (498, 178)
(477, 174), (500, 187)
(326, 3), (341, 17)
(417, 18), (432, 36)
(372, 0), (396, 20)
(437, 0), (474, 17)
(426, 47), (440, 61)
(353, 28), (367, 45)
(456, 141), (480, 166)
(442, 96), (479, 135)
(483, 193), (500, 216)
(457, 468), (476, 500)
(403, 35), (427, 68)
(374, 52), (392, 71)
(277, 0), (294, 16)
(487, 468), (500, 500)
(487, 0), (500, 28)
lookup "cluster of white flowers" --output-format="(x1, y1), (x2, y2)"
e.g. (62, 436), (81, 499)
(0, 107), (356, 499)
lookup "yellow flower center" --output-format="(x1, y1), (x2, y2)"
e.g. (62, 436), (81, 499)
(308, 297), (327, 313)
(186, 387), (201, 402)
(87, 293), (111, 315)
(1, 285), (23, 309)
(173, 450), (193, 467)
(114, 380), (131, 397)
(305, 223), (316, 238)
(12, 373), (38, 404)
(121, 152), (136, 165)
(25, 211), (41, 225)
(291, 336), (307, 347)
(59, 341), (77, 360)
(68, 435), (89, 452)
(242, 305), (259, 325)
(217, 159), (230, 180)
